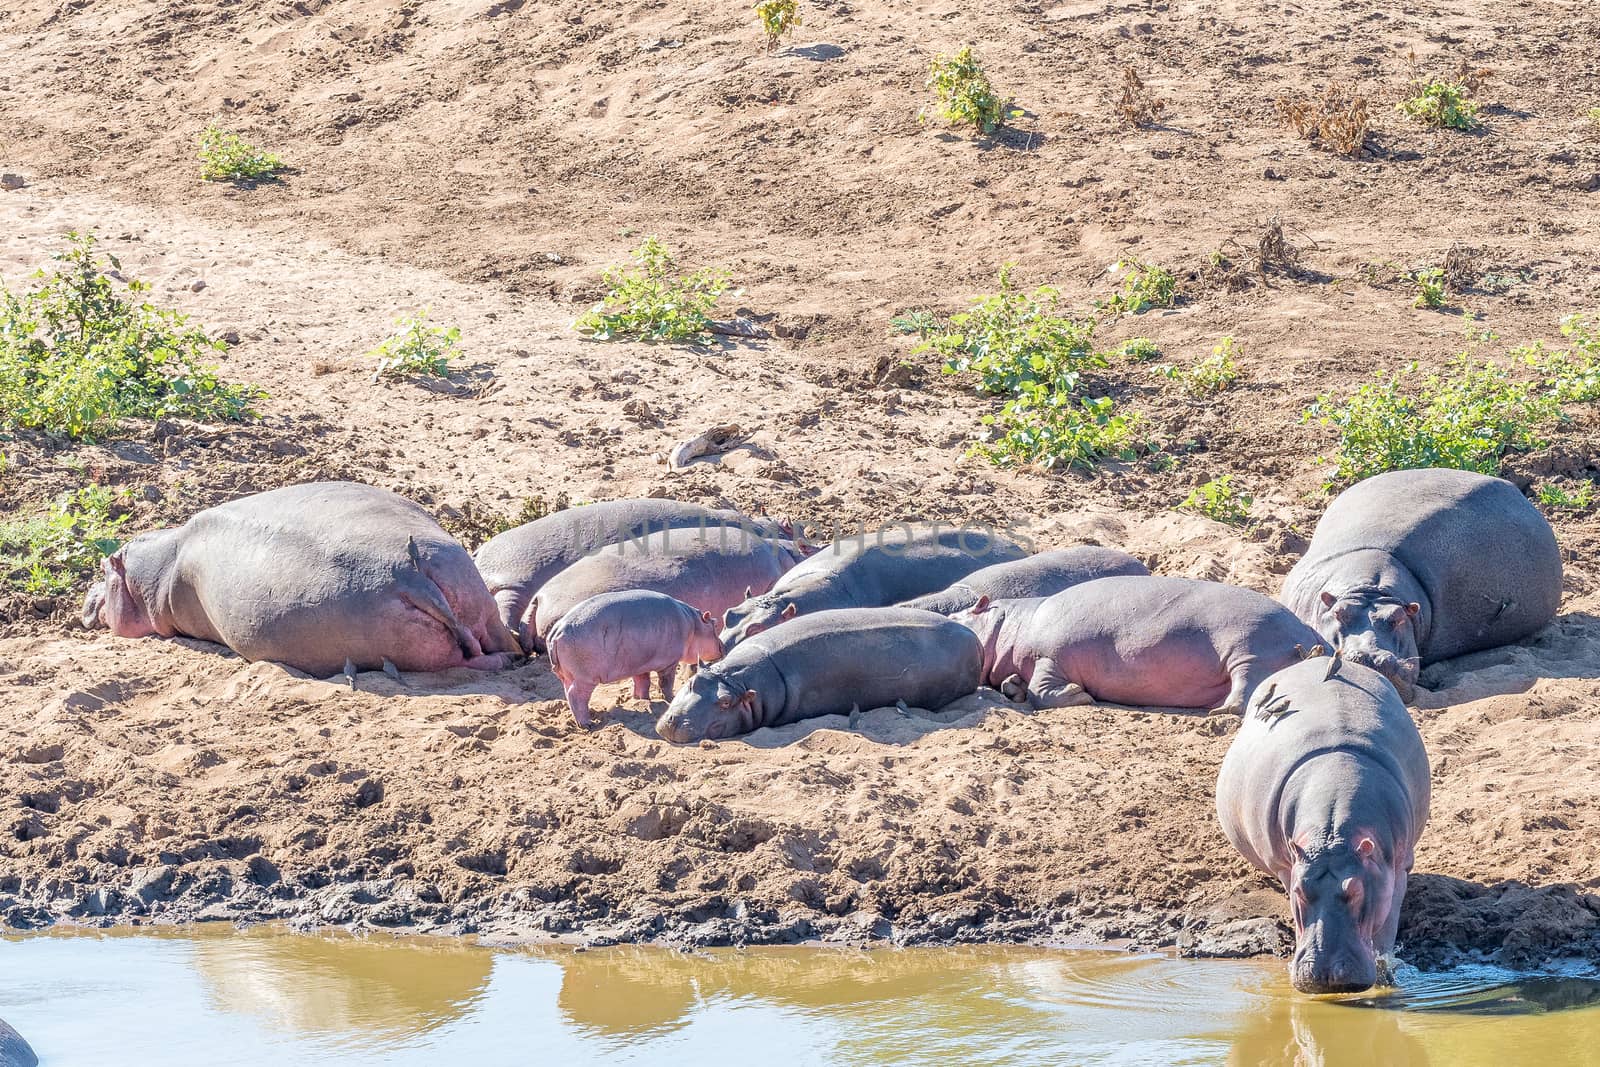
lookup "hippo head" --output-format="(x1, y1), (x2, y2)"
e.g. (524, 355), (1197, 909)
(655, 669), (762, 743)
(1286, 831), (1398, 994)
(1314, 590), (1421, 701)
(718, 590), (796, 648)
(88, 552), (157, 638)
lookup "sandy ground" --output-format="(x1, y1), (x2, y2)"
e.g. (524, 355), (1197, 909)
(2, 0), (1599, 971)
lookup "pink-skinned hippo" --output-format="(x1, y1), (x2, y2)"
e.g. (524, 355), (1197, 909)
(527, 527), (806, 652)
(898, 546), (1149, 615)
(473, 499), (789, 651)
(953, 576), (1323, 713)
(81, 482), (520, 677)
(1280, 469), (1562, 702)
(656, 607), (982, 743)
(547, 590), (724, 727)
(1216, 654), (1431, 993)
(0, 1017), (36, 1067)
(719, 523), (1027, 647)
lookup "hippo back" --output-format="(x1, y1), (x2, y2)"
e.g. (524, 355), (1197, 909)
(0, 1016), (38, 1067)
(1217, 657), (1430, 876)
(900, 546), (1149, 614)
(1282, 469), (1561, 662)
(770, 524), (1027, 605)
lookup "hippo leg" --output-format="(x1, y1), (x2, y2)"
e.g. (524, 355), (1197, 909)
(1027, 658), (1094, 710)
(563, 681), (596, 728)
(657, 666), (678, 701)
(399, 574), (496, 666)
(632, 674), (652, 700)
(463, 652), (517, 671)
(1215, 662), (1276, 715)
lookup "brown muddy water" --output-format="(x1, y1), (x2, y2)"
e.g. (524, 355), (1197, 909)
(2, 929), (1598, 1065)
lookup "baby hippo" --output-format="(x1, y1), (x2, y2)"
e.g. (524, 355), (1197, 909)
(547, 591), (723, 727)
(1217, 654), (1430, 993)
(656, 607), (982, 743)
(954, 576), (1322, 713)
(899, 546), (1149, 615)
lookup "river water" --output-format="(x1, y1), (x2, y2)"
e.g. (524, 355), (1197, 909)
(2, 928), (1598, 1066)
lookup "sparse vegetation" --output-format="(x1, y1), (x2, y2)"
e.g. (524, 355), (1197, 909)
(1162, 337), (1240, 397)
(923, 267), (1138, 471)
(369, 308), (462, 382)
(1536, 481), (1595, 511)
(1398, 80), (1480, 131)
(1304, 356), (1560, 483)
(1101, 260), (1179, 315)
(1586, 107), (1600, 126)
(1179, 475), (1252, 525)
(575, 237), (731, 343)
(1115, 66), (1166, 129)
(0, 485), (128, 595)
(889, 309), (940, 336)
(197, 125), (285, 183)
(1412, 267), (1447, 309)
(1276, 83), (1370, 156)
(438, 492), (572, 550)
(1522, 313), (1600, 403)
(925, 47), (1017, 135)
(0, 232), (263, 440)
(753, 0), (800, 52)
(1115, 337), (1162, 361)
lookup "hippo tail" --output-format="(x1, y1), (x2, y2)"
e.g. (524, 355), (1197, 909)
(399, 571), (494, 662)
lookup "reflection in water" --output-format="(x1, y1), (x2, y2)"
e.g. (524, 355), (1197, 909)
(3, 929), (1600, 1066)
(193, 927), (494, 1042)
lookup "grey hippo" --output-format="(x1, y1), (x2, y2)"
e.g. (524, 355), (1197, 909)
(898, 545), (1149, 615)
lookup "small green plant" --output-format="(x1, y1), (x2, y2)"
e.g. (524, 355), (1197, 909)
(0, 232), (262, 440)
(1162, 337), (1240, 397)
(922, 265), (1102, 396)
(198, 126), (285, 182)
(1521, 313), (1600, 403)
(925, 47), (1018, 135)
(369, 308), (462, 381)
(753, 0), (800, 51)
(889, 309), (940, 336)
(0, 485), (128, 595)
(1412, 267), (1447, 309)
(974, 390), (1140, 471)
(1535, 481), (1595, 510)
(575, 237), (730, 343)
(1101, 260), (1179, 315)
(1179, 475), (1252, 525)
(1304, 356), (1559, 483)
(1586, 107), (1600, 124)
(1116, 337), (1162, 361)
(1397, 81), (1480, 131)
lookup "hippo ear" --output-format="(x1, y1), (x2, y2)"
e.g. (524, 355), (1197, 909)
(972, 594), (991, 615)
(740, 689), (758, 707)
(701, 610), (714, 624)
(781, 603), (797, 620)
(108, 553), (126, 577)
(1405, 602), (1420, 618)
(1319, 590), (1336, 608)
(1354, 834), (1377, 860)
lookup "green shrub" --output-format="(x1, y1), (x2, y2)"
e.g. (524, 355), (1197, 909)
(1397, 81), (1480, 130)
(0, 485), (128, 595)
(923, 265), (1102, 395)
(889, 309), (940, 336)
(1116, 337), (1162, 361)
(1304, 357), (1559, 483)
(1412, 267), (1447, 309)
(1522, 313), (1600, 403)
(1179, 475), (1252, 525)
(1100, 260), (1179, 315)
(575, 237), (730, 343)
(369, 308), (462, 381)
(1161, 337), (1240, 397)
(974, 390), (1140, 471)
(925, 47), (1018, 135)
(1536, 481), (1594, 510)
(754, 0), (800, 51)
(0, 232), (263, 440)
(198, 126), (285, 182)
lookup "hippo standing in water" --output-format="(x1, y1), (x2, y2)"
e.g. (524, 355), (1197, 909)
(527, 528), (806, 652)
(0, 1016), (37, 1067)
(954, 576), (1322, 712)
(81, 482), (520, 677)
(547, 590), (724, 726)
(719, 524), (1027, 646)
(1280, 469), (1562, 701)
(1216, 654), (1431, 993)
(656, 607), (982, 743)
(898, 546), (1149, 615)
(473, 499), (786, 648)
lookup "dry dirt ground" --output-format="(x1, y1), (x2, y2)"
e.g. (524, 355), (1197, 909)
(2, 0), (1600, 970)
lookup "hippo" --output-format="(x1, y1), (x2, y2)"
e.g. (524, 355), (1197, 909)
(81, 482), (520, 677)
(527, 527), (806, 652)
(719, 523), (1027, 647)
(1280, 468), (1562, 701)
(898, 546), (1149, 615)
(656, 607), (982, 743)
(1216, 653), (1431, 993)
(0, 1017), (37, 1067)
(473, 499), (787, 648)
(547, 590), (724, 727)
(953, 576), (1323, 712)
